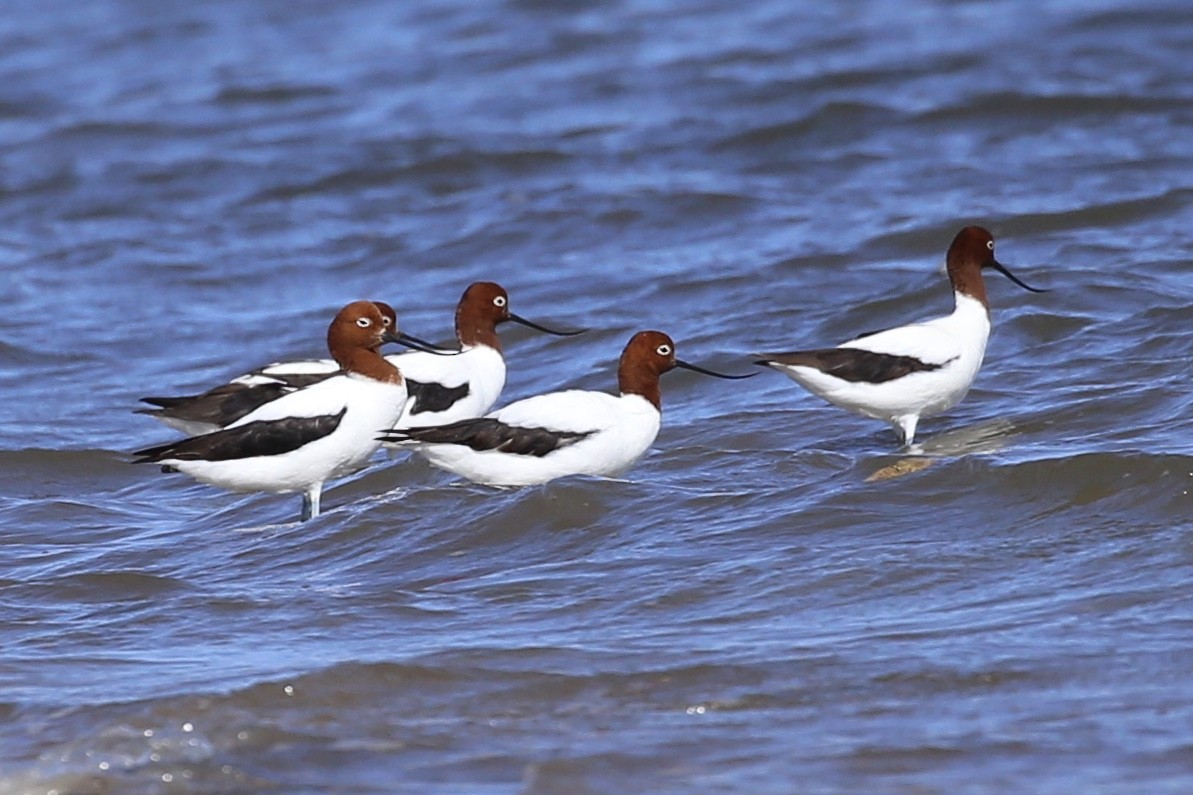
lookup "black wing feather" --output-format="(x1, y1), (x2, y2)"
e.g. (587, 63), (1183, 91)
(139, 382), (294, 428)
(383, 417), (591, 458)
(139, 371), (340, 428)
(757, 349), (949, 384)
(134, 408), (347, 463)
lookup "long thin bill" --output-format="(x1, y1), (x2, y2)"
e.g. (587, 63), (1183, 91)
(508, 312), (585, 337)
(387, 331), (458, 355)
(990, 260), (1048, 293)
(676, 360), (758, 379)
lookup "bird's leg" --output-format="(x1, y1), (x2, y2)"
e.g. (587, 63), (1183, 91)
(301, 485), (323, 521)
(895, 415), (919, 448)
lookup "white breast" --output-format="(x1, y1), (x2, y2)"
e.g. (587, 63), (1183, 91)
(387, 344), (506, 429)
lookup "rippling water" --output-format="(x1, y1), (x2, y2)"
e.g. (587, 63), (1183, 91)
(2, 0), (1192, 792)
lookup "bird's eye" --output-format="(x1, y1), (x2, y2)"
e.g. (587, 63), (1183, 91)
(493, 296), (507, 308)
(381, 316), (392, 327)
(656, 344), (672, 356)
(987, 240), (995, 250)
(356, 317), (372, 328)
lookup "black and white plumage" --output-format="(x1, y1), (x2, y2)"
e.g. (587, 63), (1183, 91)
(404, 381), (477, 417)
(139, 380), (302, 435)
(380, 330), (753, 487)
(759, 348), (952, 385)
(386, 417), (593, 457)
(757, 226), (1046, 446)
(134, 301), (407, 521)
(134, 409), (348, 464)
(137, 283), (580, 437)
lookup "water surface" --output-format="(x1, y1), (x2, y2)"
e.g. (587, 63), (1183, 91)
(2, 0), (1192, 792)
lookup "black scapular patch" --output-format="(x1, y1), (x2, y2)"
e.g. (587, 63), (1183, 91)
(134, 408), (347, 463)
(406, 379), (471, 415)
(758, 349), (952, 384)
(385, 417), (592, 457)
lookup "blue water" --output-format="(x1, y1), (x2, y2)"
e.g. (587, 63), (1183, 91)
(2, 0), (1192, 792)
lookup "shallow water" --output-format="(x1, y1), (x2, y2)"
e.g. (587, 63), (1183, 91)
(2, 0), (1192, 792)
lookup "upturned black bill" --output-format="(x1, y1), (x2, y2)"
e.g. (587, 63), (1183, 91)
(676, 360), (758, 379)
(989, 260), (1048, 293)
(383, 330), (458, 355)
(509, 312), (585, 337)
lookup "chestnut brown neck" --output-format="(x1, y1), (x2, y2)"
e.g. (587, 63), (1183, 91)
(945, 227), (994, 313)
(455, 306), (502, 352)
(618, 356), (663, 411)
(948, 258), (989, 311)
(337, 346), (402, 384)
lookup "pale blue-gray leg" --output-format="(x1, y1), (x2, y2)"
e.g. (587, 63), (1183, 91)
(895, 415), (919, 448)
(300, 484), (323, 521)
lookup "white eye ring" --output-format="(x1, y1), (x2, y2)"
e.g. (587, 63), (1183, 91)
(356, 317), (372, 328)
(987, 240), (995, 250)
(381, 316), (392, 327)
(656, 344), (672, 356)
(493, 295), (507, 307)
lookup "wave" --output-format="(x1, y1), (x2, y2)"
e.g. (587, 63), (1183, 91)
(244, 146), (572, 204)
